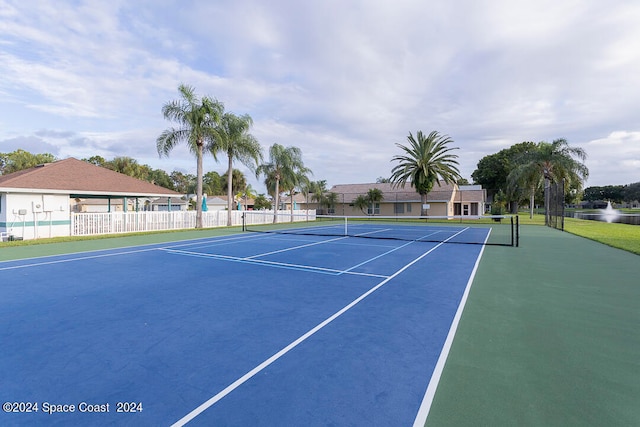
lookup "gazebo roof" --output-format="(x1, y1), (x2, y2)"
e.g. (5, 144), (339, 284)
(0, 158), (180, 198)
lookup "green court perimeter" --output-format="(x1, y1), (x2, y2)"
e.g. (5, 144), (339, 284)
(427, 225), (640, 427)
(2, 224), (638, 426)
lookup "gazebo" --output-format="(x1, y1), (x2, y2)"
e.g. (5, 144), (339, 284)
(0, 158), (181, 240)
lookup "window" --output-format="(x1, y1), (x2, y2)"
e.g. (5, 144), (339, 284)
(406, 203), (412, 213)
(394, 203), (404, 214)
(455, 203), (477, 216)
(367, 203), (380, 215)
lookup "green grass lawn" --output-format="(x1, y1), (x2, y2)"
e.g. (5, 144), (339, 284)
(564, 217), (640, 255)
(517, 213), (640, 255)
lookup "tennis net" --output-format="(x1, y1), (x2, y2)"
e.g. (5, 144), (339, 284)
(242, 212), (519, 247)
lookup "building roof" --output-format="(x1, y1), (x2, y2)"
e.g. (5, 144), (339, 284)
(206, 196), (229, 205)
(280, 193), (307, 204)
(149, 196), (187, 205)
(205, 195), (256, 205)
(328, 181), (458, 203)
(0, 158), (180, 197)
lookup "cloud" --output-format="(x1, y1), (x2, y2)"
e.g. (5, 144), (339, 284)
(584, 131), (640, 185)
(1, 0), (639, 191)
(0, 135), (61, 155)
(34, 129), (77, 139)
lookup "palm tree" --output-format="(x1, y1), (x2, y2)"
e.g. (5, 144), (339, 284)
(222, 169), (248, 196)
(236, 184), (257, 211)
(390, 131), (461, 216)
(262, 168), (279, 207)
(157, 84), (223, 228)
(353, 188), (384, 215)
(212, 112), (263, 225)
(324, 192), (339, 214)
(353, 195), (369, 215)
(510, 138), (588, 224)
(304, 180), (328, 212)
(257, 144), (308, 223)
(282, 168), (312, 221)
(507, 161), (543, 219)
(310, 184), (339, 215)
(300, 180), (324, 218)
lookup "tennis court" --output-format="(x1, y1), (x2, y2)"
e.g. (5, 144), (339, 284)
(1, 219), (500, 426)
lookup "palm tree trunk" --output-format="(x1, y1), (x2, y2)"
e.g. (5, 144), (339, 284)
(544, 177), (550, 226)
(195, 144), (203, 229)
(421, 193), (428, 216)
(529, 186), (535, 219)
(273, 179), (280, 224)
(226, 154), (233, 226)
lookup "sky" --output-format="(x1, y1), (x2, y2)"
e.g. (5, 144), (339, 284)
(1, 0), (639, 194)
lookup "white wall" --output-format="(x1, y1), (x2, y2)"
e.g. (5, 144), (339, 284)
(2, 193), (70, 240)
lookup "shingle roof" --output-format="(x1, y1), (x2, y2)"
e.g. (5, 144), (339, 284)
(328, 181), (457, 203)
(280, 193), (307, 204)
(0, 158), (180, 197)
(149, 196), (187, 205)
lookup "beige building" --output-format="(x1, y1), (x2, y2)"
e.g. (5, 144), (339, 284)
(295, 182), (486, 217)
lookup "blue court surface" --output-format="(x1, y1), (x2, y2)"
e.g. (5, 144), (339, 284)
(1, 226), (488, 426)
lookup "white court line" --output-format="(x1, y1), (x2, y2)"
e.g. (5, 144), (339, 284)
(352, 227), (456, 242)
(412, 228), (491, 427)
(170, 227), (469, 427)
(160, 248), (389, 279)
(264, 234), (398, 249)
(246, 235), (348, 259)
(339, 240), (416, 275)
(339, 228), (468, 275)
(0, 247), (160, 271)
(0, 233), (266, 271)
(159, 233), (270, 250)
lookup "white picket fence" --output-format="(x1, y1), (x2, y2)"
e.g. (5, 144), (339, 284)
(70, 210), (315, 237)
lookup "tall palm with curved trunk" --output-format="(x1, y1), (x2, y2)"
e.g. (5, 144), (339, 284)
(257, 144), (307, 223)
(390, 131), (461, 216)
(212, 112), (263, 225)
(282, 167), (312, 221)
(510, 138), (588, 224)
(157, 84), (223, 228)
(507, 161), (543, 219)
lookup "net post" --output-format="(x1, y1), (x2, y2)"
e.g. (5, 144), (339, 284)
(241, 212), (246, 232)
(510, 215), (514, 246)
(515, 215), (519, 247)
(344, 216), (348, 236)
(561, 179), (565, 232)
